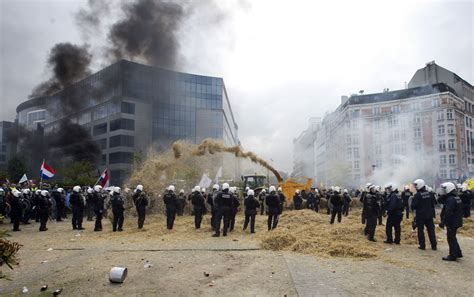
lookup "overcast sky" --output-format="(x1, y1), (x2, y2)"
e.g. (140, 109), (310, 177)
(1, 0), (473, 173)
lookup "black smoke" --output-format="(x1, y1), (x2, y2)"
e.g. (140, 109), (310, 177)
(107, 0), (187, 69)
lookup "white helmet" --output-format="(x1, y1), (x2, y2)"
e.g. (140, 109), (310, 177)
(413, 179), (425, 190)
(269, 186), (276, 192)
(315, 189), (319, 193)
(35, 189), (41, 195)
(194, 186), (201, 193)
(366, 183), (372, 189)
(13, 190), (21, 197)
(461, 184), (467, 192)
(73, 186), (81, 193)
(247, 189), (255, 196)
(41, 190), (49, 197)
(369, 185), (376, 192)
(278, 187), (282, 192)
(57, 188), (64, 193)
(229, 187), (236, 194)
(245, 186), (250, 191)
(0, 188), (4, 194)
(222, 183), (230, 190)
(456, 183), (462, 189)
(213, 184), (220, 191)
(87, 188), (94, 194)
(180, 189), (185, 194)
(94, 185), (102, 192)
(343, 189), (348, 194)
(114, 186), (121, 194)
(22, 189), (29, 195)
(136, 185), (144, 191)
(261, 189), (266, 193)
(168, 185), (175, 192)
(385, 183), (396, 191)
(295, 189), (300, 194)
(442, 182), (456, 194)
(404, 185), (409, 191)
(334, 186), (341, 193)
(201, 188), (206, 193)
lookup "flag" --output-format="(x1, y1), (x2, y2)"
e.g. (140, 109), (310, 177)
(40, 161), (56, 180)
(199, 174), (212, 189)
(18, 174), (28, 184)
(214, 166), (222, 183)
(99, 168), (109, 188)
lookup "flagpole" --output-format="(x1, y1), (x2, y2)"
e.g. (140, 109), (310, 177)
(40, 159), (44, 190)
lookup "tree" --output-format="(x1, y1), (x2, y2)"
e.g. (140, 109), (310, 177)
(59, 161), (97, 186)
(7, 155), (27, 183)
(0, 230), (22, 280)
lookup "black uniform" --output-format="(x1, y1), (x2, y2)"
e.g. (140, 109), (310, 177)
(214, 189), (232, 236)
(259, 192), (266, 215)
(278, 191), (286, 214)
(266, 192), (280, 230)
(176, 193), (186, 216)
(441, 192), (463, 259)
(111, 192), (125, 232)
(376, 192), (386, 225)
(132, 190), (149, 229)
(411, 188), (437, 250)
(21, 193), (33, 224)
(191, 191), (206, 229)
(38, 194), (51, 231)
(307, 191), (316, 210)
(401, 189), (412, 219)
(229, 194), (240, 232)
(208, 190), (218, 231)
(163, 191), (177, 230)
(93, 192), (105, 231)
(343, 193), (352, 216)
(52, 191), (65, 222)
(70, 191), (85, 230)
(243, 195), (260, 233)
(364, 192), (380, 241)
(10, 193), (23, 231)
(330, 193), (343, 224)
(293, 193), (303, 210)
(86, 192), (94, 221)
(360, 191), (367, 224)
(0, 191), (5, 219)
(459, 190), (472, 218)
(385, 190), (404, 244)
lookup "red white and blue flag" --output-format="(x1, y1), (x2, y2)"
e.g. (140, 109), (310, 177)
(99, 168), (109, 188)
(40, 161), (56, 180)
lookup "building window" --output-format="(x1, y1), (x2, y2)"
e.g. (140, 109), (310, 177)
(109, 152), (134, 164)
(440, 169), (447, 179)
(447, 124), (454, 135)
(346, 135), (351, 145)
(352, 109), (360, 118)
(374, 119), (381, 128)
(375, 145), (382, 155)
(393, 131), (400, 141)
(110, 119), (135, 131)
(353, 147), (360, 158)
(414, 142), (422, 152)
(439, 140), (446, 151)
(449, 169), (456, 179)
(97, 138), (107, 150)
(438, 111), (444, 120)
(93, 123), (107, 136)
(438, 125), (445, 135)
(412, 102), (421, 111)
(447, 109), (453, 120)
(432, 99), (440, 108)
(352, 135), (359, 145)
(413, 115), (421, 125)
(414, 127), (421, 138)
(389, 116), (399, 127)
(101, 154), (107, 166)
(373, 107), (381, 115)
(391, 105), (400, 113)
(109, 135), (135, 148)
(352, 120), (358, 129)
(448, 139), (455, 150)
(354, 160), (360, 169)
(449, 154), (455, 164)
(354, 174), (361, 180)
(346, 147), (352, 159)
(121, 102), (135, 114)
(375, 159), (382, 168)
(440, 155), (447, 165)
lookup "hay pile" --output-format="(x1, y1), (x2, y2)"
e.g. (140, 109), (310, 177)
(260, 209), (423, 259)
(459, 216), (474, 236)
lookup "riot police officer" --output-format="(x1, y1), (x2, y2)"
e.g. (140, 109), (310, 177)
(401, 185), (412, 219)
(163, 185), (177, 230)
(133, 185), (149, 229)
(278, 187), (286, 214)
(86, 187), (94, 221)
(213, 183), (232, 237)
(243, 189), (259, 233)
(440, 182), (464, 261)
(176, 189), (186, 216)
(342, 189), (352, 216)
(259, 189), (267, 215)
(229, 187), (240, 232)
(38, 190), (52, 231)
(10, 190), (22, 231)
(70, 186), (85, 230)
(330, 187), (343, 224)
(384, 184), (404, 244)
(365, 185), (380, 242)
(411, 179), (437, 250)
(191, 186), (206, 229)
(52, 188), (65, 222)
(111, 187), (125, 232)
(209, 184), (220, 231)
(93, 185), (105, 231)
(293, 190), (303, 210)
(266, 186), (280, 230)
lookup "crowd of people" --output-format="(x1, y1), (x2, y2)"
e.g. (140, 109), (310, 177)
(0, 178), (472, 261)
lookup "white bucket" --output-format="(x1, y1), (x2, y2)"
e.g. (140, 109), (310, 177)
(109, 267), (128, 283)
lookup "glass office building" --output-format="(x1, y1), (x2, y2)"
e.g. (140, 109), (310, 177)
(16, 60), (239, 184)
